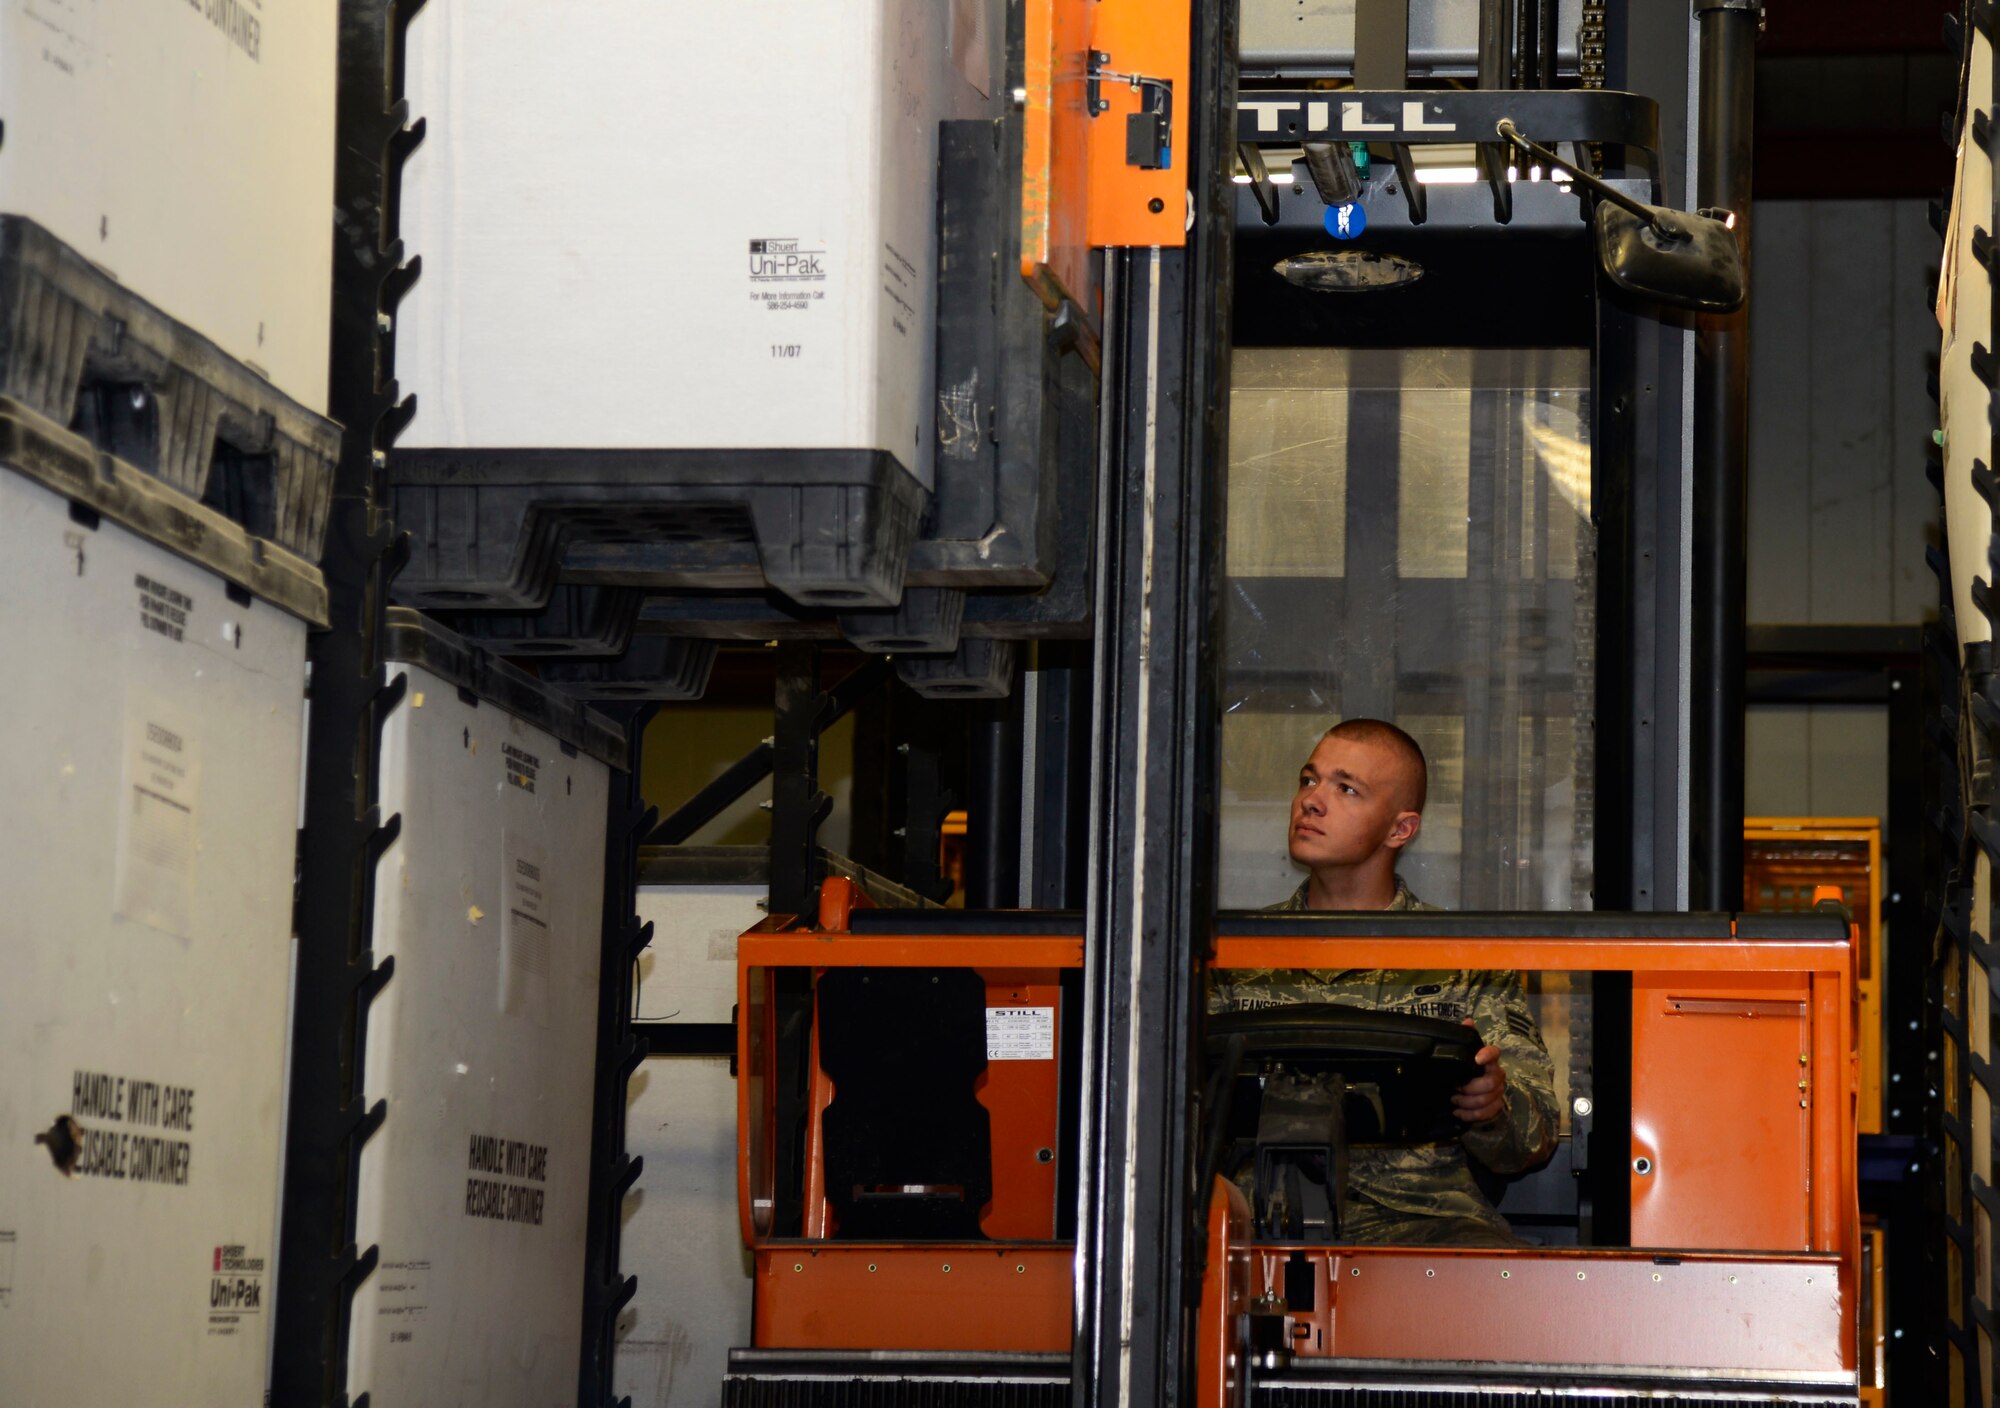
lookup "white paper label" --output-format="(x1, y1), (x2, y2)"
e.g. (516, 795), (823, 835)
(114, 693), (201, 938)
(500, 831), (551, 1027)
(985, 1006), (1055, 1061)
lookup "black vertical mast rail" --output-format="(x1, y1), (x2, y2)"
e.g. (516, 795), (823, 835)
(1072, 0), (1236, 1399)
(271, 0), (424, 1402)
(1688, 0), (1755, 912)
(968, 690), (1026, 907)
(1026, 648), (1092, 908)
(766, 645), (832, 1241)
(579, 708), (657, 1408)
(768, 644), (832, 917)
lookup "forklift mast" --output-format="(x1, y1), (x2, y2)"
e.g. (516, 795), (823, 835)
(1073, 0), (1748, 1397)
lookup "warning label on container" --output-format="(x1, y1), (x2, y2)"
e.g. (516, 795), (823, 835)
(206, 1242), (266, 1335)
(986, 1006), (1056, 1061)
(65, 1069), (197, 1185)
(500, 831), (552, 1027)
(114, 693), (200, 938)
(135, 572), (194, 643)
(464, 1133), (549, 1227)
(502, 742), (539, 794)
(375, 1258), (430, 1343)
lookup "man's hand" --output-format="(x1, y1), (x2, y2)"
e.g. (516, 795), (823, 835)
(1453, 1019), (1507, 1125)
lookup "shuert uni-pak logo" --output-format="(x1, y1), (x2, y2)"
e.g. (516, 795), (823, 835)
(748, 238), (825, 280)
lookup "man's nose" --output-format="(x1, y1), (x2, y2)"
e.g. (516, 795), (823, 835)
(1300, 789), (1324, 815)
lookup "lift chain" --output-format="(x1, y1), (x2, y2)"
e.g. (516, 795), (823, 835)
(1578, 1), (1606, 89)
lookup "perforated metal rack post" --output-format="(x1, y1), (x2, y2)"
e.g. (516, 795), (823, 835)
(1925, 6), (2000, 1398)
(270, 0), (424, 1402)
(579, 706), (657, 1408)
(1911, 379), (1962, 1406)
(1976, 16), (2000, 1402)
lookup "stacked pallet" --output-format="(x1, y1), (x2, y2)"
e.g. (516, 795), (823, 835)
(384, 0), (1093, 702)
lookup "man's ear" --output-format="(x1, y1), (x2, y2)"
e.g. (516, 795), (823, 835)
(1384, 810), (1422, 852)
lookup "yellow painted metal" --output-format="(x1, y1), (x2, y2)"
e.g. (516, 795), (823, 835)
(1743, 818), (1883, 1135)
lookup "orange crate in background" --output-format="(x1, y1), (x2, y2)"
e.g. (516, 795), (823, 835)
(1743, 818), (1883, 1134)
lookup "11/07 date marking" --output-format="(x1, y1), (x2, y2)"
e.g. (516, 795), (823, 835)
(772, 344), (802, 358)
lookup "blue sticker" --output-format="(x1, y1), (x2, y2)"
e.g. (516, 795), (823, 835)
(1324, 202), (1367, 240)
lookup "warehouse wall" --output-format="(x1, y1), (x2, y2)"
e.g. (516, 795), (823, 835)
(1747, 199), (1936, 628)
(1744, 198), (1934, 819)
(1745, 705), (1890, 819)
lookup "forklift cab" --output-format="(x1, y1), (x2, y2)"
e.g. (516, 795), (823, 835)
(726, 881), (1861, 1403)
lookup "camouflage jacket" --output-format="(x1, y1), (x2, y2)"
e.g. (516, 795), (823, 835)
(1207, 879), (1560, 1232)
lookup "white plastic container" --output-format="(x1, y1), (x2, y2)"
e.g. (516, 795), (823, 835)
(0, 0), (338, 413)
(0, 466), (309, 1406)
(347, 611), (620, 1408)
(398, 0), (999, 487)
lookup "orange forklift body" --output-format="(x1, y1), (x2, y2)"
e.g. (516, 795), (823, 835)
(737, 879), (1860, 1396)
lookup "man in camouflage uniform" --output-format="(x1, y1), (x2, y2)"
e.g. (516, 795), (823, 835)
(1210, 718), (1560, 1247)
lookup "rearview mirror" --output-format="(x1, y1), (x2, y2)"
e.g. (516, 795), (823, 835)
(1496, 119), (1746, 315)
(1595, 202), (1744, 314)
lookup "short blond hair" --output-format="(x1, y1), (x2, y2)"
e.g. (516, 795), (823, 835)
(1321, 718), (1428, 813)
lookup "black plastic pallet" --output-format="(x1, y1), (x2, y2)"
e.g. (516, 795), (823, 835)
(621, 370), (1092, 648)
(382, 607), (629, 765)
(897, 638), (1017, 699)
(0, 216), (339, 563)
(387, 448), (924, 610)
(437, 585), (642, 658)
(539, 634), (719, 702)
(838, 587), (966, 653)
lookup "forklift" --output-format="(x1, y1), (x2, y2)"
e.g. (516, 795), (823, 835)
(697, 0), (1896, 1403)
